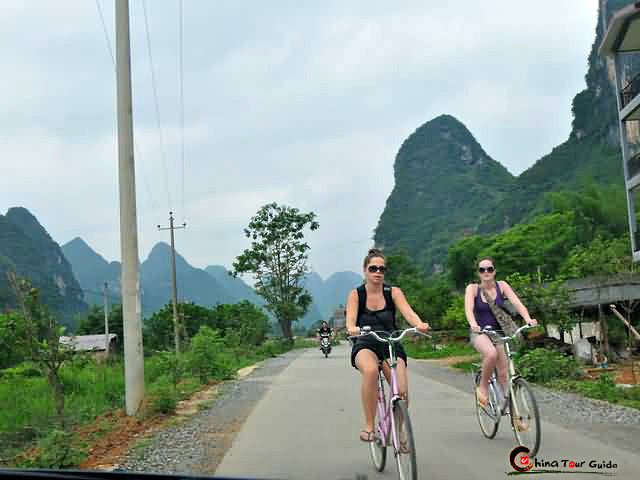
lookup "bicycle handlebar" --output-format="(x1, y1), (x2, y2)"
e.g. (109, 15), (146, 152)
(348, 326), (431, 343)
(480, 324), (534, 342)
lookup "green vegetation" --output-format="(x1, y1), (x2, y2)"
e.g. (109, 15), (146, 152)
(374, 115), (514, 272)
(548, 375), (640, 410)
(0, 277), (315, 468)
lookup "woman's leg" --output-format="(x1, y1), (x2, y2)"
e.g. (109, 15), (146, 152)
(355, 348), (381, 436)
(472, 334), (498, 399)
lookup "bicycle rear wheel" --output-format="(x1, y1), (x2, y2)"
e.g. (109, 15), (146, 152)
(475, 372), (499, 439)
(393, 399), (417, 480)
(510, 377), (541, 457)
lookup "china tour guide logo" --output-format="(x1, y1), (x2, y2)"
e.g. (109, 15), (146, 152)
(508, 446), (618, 476)
(510, 446), (534, 473)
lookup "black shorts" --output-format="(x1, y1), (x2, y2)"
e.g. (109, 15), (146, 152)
(350, 338), (408, 369)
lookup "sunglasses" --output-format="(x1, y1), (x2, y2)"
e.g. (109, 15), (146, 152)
(368, 265), (387, 273)
(478, 266), (495, 273)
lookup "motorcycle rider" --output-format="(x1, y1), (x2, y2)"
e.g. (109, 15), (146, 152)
(317, 321), (334, 354)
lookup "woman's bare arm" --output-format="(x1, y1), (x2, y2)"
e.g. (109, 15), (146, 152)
(346, 289), (359, 335)
(391, 287), (429, 331)
(499, 281), (537, 325)
(465, 284), (480, 332)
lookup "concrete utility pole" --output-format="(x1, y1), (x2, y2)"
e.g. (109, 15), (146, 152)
(104, 281), (110, 356)
(158, 212), (186, 355)
(116, 0), (144, 415)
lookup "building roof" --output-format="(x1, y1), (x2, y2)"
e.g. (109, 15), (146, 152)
(600, 3), (640, 56)
(562, 274), (640, 308)
(59, 334), (117, 352)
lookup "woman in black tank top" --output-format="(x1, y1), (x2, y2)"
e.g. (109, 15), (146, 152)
(345, 249), (430, 443)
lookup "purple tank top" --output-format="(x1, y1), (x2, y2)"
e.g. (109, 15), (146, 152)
(473, 283), (504, 330)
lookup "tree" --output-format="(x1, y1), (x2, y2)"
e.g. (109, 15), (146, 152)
(144, 301), (270, 351)
(0, 310), (26, 368)
(505, 272), (576, 341)
(233, 203), (319, 341)
(8, 273), (74, 428)
(560, 235), (635, 279)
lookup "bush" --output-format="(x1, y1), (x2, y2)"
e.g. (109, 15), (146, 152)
(147, 375), (177, 415)
(516, 348), (579, 383)
(441, 295), (468, 330)
(575, 373), (618, 402)
(0, 364), (42, 380)
(15, 430), (86, 468)
(186, 326), (232, 383)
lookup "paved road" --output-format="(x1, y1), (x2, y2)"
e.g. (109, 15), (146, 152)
(216, 343), (640, 479)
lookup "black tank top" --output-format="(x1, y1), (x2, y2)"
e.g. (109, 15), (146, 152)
(356, 284), (397, 332)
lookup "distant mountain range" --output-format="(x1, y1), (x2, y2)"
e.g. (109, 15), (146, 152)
(61, 237), (361, 326)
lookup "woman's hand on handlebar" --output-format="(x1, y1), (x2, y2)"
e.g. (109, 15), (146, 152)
(525, 318), (538, 327)
(470, 324), (481, 333)
(416, 321), (430, 333)
(347, 326), (361, 337)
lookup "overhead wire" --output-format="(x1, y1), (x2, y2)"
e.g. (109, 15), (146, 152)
(93, 0), (158, 213)
(178, 0), (186, 225)
(141, 0), (172, 213)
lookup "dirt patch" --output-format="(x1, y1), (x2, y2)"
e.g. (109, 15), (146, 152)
(77, 363), (262, 470)
(76, 410), (166, 470)
(175, 384), (219, 416)
(586, 360), (640, 385)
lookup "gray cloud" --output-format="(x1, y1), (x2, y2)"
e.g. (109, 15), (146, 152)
(0, 0), (599, 279)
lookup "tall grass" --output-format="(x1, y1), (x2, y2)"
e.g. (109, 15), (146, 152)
(1, 333), (315, 463)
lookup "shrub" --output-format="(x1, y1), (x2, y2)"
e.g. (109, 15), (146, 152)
(516, 348), (579, 383)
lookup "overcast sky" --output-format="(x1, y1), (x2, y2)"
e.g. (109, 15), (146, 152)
(0, 0), (600, 280)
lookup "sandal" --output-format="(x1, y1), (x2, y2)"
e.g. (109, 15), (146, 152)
(476, 387), (488, 408)
(398, 440), (410, 454)
(360, 430), (375, 442)
(515, 418), (530, 432)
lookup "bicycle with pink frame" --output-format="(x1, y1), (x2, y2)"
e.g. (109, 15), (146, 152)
(351, 326), (429, 480)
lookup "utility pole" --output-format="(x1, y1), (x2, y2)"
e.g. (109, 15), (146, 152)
(104, 281), (110, 356)
(158, 211), (186, 355)
(116, 0), (144, 415)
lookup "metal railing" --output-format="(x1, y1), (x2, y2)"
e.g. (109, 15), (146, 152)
(621, 72), (640, 109)
(627, 151), (640, 179)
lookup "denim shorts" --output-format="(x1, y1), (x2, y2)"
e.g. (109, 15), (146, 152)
(469, 328), (504, 345)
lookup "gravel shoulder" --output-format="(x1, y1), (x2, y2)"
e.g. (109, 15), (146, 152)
(409, 358), (640, 456)
(117, 349), (304, 475)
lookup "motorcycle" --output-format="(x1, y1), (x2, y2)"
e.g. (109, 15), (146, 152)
(319, 334), (332, 358)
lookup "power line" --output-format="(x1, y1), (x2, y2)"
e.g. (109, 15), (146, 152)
(142, 0), (172, 212)
(178, 0), (186, 225)
(93, 0), (158, 213)
(95, 0), (115, 65)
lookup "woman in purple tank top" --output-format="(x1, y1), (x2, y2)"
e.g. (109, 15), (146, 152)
(464, 257), (537, 407)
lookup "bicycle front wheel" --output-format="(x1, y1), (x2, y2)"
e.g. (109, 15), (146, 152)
(510, 377), (541, 457)
(393, 399), (417, 480)
(475, 372), (499, 439)
(369, 422), (387, 472)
